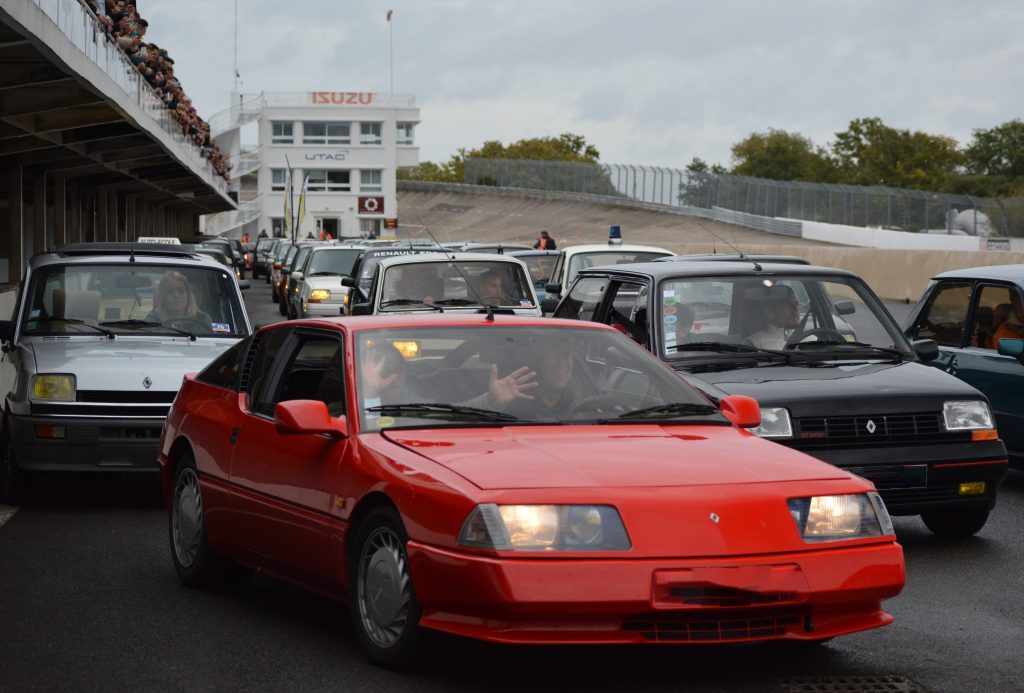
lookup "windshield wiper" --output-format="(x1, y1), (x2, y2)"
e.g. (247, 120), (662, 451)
(100, 319), (197, 341)
(308, 271), (340, 277)
(790, 340), (903, 358)
(599, 402), (719, 423)
(379, 299), (443, 311)
(366, 402), (520, 422)
(431, 298), (481, 306)
(43, 318), (115, 339)
(667, 341), (760, 353)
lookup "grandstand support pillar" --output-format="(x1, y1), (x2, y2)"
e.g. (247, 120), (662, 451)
(53, 175), (66, 247)
(32, 173), (46, 256)
(67, 182), (81, 244)
(108, 191), (120, 242)
(4, 164), (24, 285)
(96, 189), (107, 242)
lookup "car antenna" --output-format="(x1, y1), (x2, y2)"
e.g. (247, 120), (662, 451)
(415, 214), (495, 321)
(696, 219), (761, 271)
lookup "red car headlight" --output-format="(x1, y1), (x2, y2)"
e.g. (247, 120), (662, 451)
(787, 492), (893, 543)
(458, 504), (631, 551)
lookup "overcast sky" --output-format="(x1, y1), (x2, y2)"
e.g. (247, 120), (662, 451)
(144, 0), (1024, 169)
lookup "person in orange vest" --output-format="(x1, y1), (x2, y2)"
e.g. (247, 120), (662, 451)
(533, 230), (557, 250)
(319, 229), (334, 241)
(241, 232), (250, 243)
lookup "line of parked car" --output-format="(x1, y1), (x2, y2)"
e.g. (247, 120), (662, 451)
(2, 234), (1021, 670)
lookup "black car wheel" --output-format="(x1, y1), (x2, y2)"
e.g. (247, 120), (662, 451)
(921, 506), (990, 538)
(278, 295), (288, 315)
(170, 452), (232, 588)
(271, 286), (279, 302)
(350, 506), (422, 669)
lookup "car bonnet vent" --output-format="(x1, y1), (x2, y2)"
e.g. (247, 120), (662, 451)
(237, 333), (263, 391)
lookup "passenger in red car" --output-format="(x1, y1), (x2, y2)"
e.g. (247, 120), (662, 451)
(360, 342), (416, 405)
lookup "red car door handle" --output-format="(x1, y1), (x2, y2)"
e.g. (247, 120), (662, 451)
(230, 427), (239, 445)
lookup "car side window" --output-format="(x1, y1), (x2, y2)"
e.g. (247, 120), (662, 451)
(911, 281), (971, 347)
(263, 332), (346, 417)
(553, 277), (608, 321)
(604, 281), (649, 346)
(247, 328), (291, 416)
(196, 337), (251, 390)
(973, 284), (1019, 350)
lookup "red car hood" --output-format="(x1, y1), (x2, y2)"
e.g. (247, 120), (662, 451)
(382, 425), (847, 490)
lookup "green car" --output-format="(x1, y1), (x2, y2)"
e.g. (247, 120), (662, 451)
(905, 264), (1024, 469)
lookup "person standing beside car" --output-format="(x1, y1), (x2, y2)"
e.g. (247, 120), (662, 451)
(533, 230), (557, 250)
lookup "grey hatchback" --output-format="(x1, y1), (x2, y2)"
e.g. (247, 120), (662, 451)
(0, 243), (252, 501)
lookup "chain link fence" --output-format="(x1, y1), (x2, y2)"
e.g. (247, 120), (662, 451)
(464, 159), (1024, 237)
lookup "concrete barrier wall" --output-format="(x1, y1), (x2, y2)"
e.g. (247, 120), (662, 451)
(665, 243), (1024, 302)
(796, 220), (986, 251)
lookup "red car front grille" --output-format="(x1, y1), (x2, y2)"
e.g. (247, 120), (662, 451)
(623, 610), (804, 642)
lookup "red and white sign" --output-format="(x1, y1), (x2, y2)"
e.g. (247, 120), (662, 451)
(310, 91), (374, 105)
(358, 196), (384, 215)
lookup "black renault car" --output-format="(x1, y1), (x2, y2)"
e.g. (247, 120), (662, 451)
(553, 259), (1007, 537)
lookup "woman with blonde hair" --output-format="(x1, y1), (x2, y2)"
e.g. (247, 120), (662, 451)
(147, 271), (211, 330)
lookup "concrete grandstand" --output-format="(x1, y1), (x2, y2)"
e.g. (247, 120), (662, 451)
(0, 0), (234, 287)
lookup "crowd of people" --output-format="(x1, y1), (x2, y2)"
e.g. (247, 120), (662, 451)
(89, 1), (232, 182)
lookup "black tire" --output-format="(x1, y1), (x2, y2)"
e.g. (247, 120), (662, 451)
(921, 506), (990, 538)
(349, 506), (422, 669)
(278, 294), (288, 315)
(0, 437), (22, 505)
(271, 286), (279, 303)
(170, 452), (228, 588)
(287, 300), (298, 320)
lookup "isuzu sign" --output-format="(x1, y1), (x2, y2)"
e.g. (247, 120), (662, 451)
(310, 92), (374, 105)
(359, 197), (384, 214)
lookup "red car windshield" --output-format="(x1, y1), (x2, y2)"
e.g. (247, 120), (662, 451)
(356, 325), (719, 431)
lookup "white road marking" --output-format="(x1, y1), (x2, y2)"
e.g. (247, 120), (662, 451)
(0, 504), (18, 528)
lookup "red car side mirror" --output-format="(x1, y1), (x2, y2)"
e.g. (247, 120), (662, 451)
(274, 400), (349, 438)
(719, 395), (761, 429)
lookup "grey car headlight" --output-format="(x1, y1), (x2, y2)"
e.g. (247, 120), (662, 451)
(943, 400), (994, 431)
(750, 407), (793, 439)
(458, 504), (631, 551)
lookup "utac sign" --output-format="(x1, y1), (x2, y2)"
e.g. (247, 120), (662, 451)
(310, 91), (374, 105)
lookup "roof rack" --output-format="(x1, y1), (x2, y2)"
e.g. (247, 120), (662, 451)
(54, 242), (198, 258)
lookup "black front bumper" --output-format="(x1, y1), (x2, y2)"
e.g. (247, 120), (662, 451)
(787, 440), (1008, 515)
(8, 413), (163, 473)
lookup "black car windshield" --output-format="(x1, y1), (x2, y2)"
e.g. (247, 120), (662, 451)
(356, 325), (720, 431)
(22, 263), (248, 337)
(379, 260), (536, 311)
(657, 275), (913, 360)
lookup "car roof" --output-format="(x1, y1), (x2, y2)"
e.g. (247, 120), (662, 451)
(558, 244), (675, 256)
(933, 264), (1024, 284)
(31, 243), (222, 269)
(573, 259), (859, 280)
(657, 253), (809, 265)
(376, 252), (529, 268)
(509, 249), (559, 257)
(269, 313), (617, 333)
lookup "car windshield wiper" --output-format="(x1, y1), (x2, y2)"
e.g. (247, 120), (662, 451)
(790, 340), (903, 358)
(100, 319), (197, 341)
(379, 299), (443, 311)
(308, 271), (340, 277)
(667, 341), (761, 353)
(599, 402), (720, 423)
(43, 317), (116, 338)
(366, 402), (520, 422)
(431, 298), (480, 306)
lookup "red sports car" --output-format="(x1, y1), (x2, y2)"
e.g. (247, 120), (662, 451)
(159, 315), (904, 668)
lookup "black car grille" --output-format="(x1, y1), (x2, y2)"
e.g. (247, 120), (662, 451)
(787, 412), (969, 451)
(32, 390), (176, 418)
(623, 610), (803, 642)
(878, 484), (968, 510)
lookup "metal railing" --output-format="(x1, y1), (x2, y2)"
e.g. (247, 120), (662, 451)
(203, 195), (261, 236)
(23, 0), (229, 196)
(464, 159), (1024, 237)
(228, 147), (261, 178)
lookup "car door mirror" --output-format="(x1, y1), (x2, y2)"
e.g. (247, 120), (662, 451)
(834, 300), (856, 316)
(545, 283), (562, 295)
(719, 394), (761, 428)
(341, 276), (357, 288)
(274, 400), (348, 438)
(291, 271), (303, 282)
(996, 337), (1024, 361)
(912, 339), (939, 362)
(0, 320), (13, 343)
(237, 279), (251, 290)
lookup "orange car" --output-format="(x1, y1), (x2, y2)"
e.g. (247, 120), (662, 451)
(159, 315), (904, 668)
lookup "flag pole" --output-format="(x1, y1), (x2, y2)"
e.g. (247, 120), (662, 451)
(388, 10), (394, 95)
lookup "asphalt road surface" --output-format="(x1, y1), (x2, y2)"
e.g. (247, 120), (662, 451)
(1, 280), (1020, 693)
